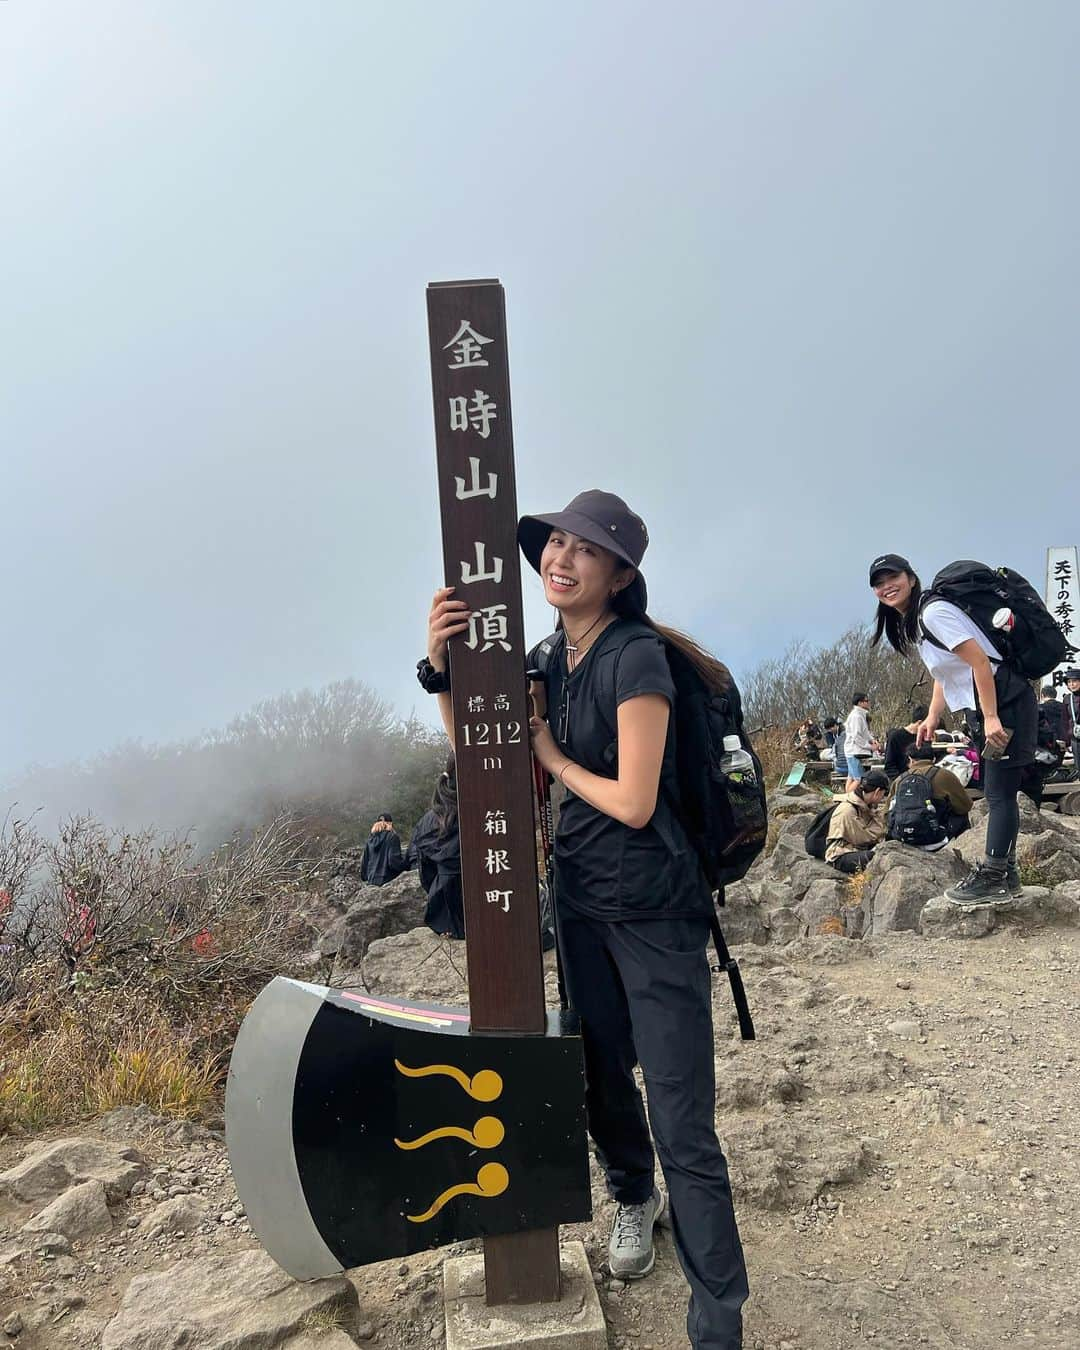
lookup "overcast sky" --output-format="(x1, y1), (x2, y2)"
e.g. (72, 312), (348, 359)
(2, 1), (1077, 776)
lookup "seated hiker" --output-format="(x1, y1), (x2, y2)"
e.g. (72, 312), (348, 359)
(794, 718), (824, 759)
(409, 757), (465, 940)
(826, 770), (889, 874)
(888, 743), (972, 849)
(883, 704), (928, 781)
(359, 813), (405, 886)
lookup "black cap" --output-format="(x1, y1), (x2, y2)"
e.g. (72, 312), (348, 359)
(518, 490), (649, 609)
(1065, 668), (1080, 681)
(869, 554), (912, 585)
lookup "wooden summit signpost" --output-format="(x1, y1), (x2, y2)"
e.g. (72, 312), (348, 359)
(426, 279), (560, 1304)
(224, 281), (589, 1321)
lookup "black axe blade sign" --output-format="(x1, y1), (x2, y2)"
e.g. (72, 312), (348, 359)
(225, 977), (590, 1278)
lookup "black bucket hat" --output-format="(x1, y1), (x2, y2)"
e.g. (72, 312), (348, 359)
(518, 490), (649, 610)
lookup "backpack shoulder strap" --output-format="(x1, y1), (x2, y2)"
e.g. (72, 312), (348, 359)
(917, 592), (949, 653)
(528, 630), (564, 677)
(708, 912), (755, 1041)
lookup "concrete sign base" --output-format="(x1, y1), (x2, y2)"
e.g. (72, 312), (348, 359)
(444, 1240), (606, 1350)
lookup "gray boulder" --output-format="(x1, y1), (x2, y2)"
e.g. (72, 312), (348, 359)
(796, 878), (847, 937)
(787, 857), (841, 903)
(764, 813), (817, 880)
(719, 882), (770, 946)
(860, 840), (966, 936)
(1038, 850), (1080, 885)
(766, 907), (803, 944)
(0, 1138), (145, 1207)
(361, 927), (469, 1003)
(920, 886), (1069, 939)
(22, 1179), (111, 1242)
(101, 1249), (357, 1350)
(329, 870), (429, 983)
(142, 1195), (206, 1239)
(768, 785), (818, 816)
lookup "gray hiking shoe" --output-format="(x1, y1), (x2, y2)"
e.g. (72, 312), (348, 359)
(608, 1187), (666, 1279)
(945, 865), (1010, 907)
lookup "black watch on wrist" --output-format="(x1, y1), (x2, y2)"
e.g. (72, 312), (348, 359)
(416, 658), (451, 695)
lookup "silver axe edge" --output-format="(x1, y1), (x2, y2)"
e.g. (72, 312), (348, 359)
(225, 976), (343, 1280)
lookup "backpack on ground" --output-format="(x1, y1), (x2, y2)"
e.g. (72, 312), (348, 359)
(920, 560), (1072, 680)
(804, 802), (839, 860)
(886, 767), (947, 847)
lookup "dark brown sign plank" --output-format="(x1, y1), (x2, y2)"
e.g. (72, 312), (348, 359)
(426, 279), (560, 1304)
(426, 280), (546, 1036)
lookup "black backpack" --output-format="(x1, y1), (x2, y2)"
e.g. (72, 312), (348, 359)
(886, 767), (947, 847)
(804, 802), (839, 860)
(919, 561), (1072, 680)
(663, 644), (768, 891)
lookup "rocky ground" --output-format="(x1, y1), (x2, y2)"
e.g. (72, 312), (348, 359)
(2, 811), (1079, 1349)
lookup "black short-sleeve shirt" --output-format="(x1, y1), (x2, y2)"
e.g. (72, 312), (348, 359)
(528, 619), (712, 922)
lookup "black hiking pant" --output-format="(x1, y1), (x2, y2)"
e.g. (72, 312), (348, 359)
(559, 912), (748, 1350)
(830, 848), (875, 875)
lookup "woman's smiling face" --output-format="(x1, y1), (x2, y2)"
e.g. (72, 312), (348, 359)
(872, 569), (915, 612)
(540, 529), (633, 615)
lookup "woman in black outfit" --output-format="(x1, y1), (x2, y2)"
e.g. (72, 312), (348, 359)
(425, 491), (747, 1350)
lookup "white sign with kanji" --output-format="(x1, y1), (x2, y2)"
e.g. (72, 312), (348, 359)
(1045, 545), (1080, 688)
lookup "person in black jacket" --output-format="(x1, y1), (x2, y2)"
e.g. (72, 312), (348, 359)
(359, 814), (405, 886)
(1039, 686), (1065, 745)
(409, 758), (465, 940)
(1064, 670), (1080, 750)
(424, 490), (748, 1350)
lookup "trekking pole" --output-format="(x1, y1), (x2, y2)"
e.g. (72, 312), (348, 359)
(527, 668), (566, 1009)
(527, 671), (555, 876)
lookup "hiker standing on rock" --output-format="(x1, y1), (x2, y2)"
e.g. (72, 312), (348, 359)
(869, 554), (1038, 906)
(843, 693), (880, 792)
(424, 490), (748, 1350)
(359, 814), (405, 886)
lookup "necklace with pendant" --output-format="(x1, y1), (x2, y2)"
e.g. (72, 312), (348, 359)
(565, 613), (608, 671)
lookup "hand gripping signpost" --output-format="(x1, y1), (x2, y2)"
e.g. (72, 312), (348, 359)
(225, 281), (589, 1318)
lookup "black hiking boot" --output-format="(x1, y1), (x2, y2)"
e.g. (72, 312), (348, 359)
(945, 865), (1010, 907)
(1006, 863), (1023, 897)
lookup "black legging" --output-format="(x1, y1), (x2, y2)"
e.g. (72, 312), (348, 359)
(983, 759), (1023, 862)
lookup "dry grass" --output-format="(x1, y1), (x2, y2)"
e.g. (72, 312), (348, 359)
(751, 727), (798, 789)
(843, 869), (871, 909)
(299, 1306), (350, 1334)
(0, 984), (223, 1133)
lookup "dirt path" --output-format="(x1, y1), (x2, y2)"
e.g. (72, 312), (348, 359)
(2, 926), (1078, 1349)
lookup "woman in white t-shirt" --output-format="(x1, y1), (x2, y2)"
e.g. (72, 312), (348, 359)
(867, 553), (1038, 907)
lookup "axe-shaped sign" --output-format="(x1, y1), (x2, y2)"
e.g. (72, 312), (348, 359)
(225, 977), (590, 1279)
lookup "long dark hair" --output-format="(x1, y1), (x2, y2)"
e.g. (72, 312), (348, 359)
(431, 753), (458, 838)
(871, 570), (923, 656)
(611, 588), (732, 695)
